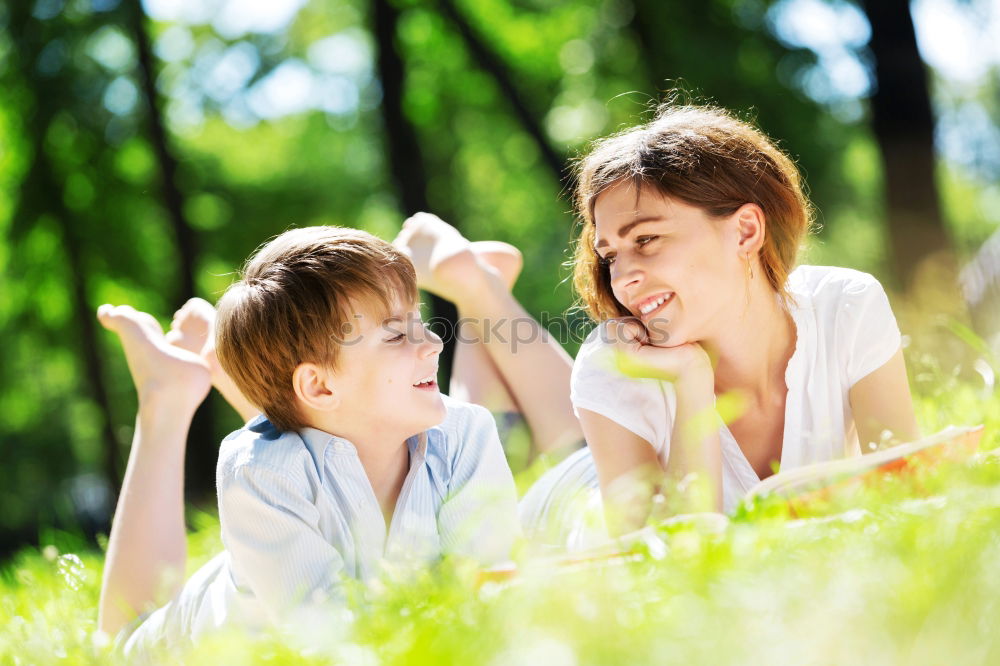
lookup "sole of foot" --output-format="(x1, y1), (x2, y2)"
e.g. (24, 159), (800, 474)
(97, 304), (211, 408)
(165, 297), (216, 355)
(393, 213), (520, 301)
(470, 241), (522, 290)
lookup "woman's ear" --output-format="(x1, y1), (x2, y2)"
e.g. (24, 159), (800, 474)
(292, 362), (340, 412)
(733, 203), (766, 255)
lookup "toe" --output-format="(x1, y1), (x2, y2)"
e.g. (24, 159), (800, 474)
(392, 227), (414, 248)
(186, 297), (214, 314)
(132, 311), (164, 337)
(96, 304), (117, 328)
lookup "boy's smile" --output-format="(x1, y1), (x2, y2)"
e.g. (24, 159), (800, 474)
(322, 299), (447, 445)
(412, 373), (438, 390)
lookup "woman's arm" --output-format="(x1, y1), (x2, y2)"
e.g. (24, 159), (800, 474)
(848, 348), (920, 451)
(664, 374), (723, 512)
(579, 408), (664, 536)
(580, 320), (723, 535)
(581, 375), (722, 537)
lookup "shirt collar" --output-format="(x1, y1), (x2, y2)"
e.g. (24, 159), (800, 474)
(298, 425), (355, 457)
(297, 425), (434, 463)
(407, 431), (429, 465)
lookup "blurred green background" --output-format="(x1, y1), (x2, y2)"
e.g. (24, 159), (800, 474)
(1, 0), (999, 559)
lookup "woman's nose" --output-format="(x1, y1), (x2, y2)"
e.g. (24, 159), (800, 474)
(610, 258), (642, 294)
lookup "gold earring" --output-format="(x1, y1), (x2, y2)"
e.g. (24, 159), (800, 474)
(744, 254), (753, 307)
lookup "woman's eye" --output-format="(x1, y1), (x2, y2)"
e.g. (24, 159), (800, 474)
(636, 235), (658, 247)
(598, 253), (616, 266)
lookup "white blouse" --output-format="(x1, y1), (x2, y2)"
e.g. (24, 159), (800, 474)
(569, 265), (902, 513)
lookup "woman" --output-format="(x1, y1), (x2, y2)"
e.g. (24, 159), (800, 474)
(519, 103), (920, 543)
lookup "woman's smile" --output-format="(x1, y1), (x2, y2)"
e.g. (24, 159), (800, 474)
(635, 291), (675, 319)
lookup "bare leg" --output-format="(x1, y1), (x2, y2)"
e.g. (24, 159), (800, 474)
(449, 242), (522, 414)
(166, 298), (259, 423)
(394, 213), (583, 455)
(96, 305), (211, 637)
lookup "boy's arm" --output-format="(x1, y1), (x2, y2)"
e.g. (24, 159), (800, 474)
(218, 461), (345, 619)
(437, 406), (522, 564)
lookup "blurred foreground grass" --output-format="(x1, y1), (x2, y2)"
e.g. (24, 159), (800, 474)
(3, 372), (1000, 665)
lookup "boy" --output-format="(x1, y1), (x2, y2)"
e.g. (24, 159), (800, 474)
(97, 226), (521, 655)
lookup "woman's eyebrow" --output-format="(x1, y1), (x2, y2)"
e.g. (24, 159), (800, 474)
(594, 216), (665, 249)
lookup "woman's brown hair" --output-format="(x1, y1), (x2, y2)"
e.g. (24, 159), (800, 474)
(572, 103), (815, 321)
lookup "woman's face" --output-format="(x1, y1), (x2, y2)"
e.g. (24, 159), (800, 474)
(592, 180), (746, 346)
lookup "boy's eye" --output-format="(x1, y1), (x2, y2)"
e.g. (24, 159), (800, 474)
(386, 332), (406, 343)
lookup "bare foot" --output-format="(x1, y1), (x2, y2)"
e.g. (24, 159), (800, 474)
(165, 297), (225, 376)
(97, 304), (211, 412)
(471, 241), (522, 291)
(392, 212), (507, 304)
(164, 297), (214, 356)
(165, 298), (259, 422)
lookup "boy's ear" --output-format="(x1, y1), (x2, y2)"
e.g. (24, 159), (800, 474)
(292, 362), (340, 412)
(733, 203), (766, 255)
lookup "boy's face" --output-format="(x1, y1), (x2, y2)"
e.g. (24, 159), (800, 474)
(329, 298), (446, 440)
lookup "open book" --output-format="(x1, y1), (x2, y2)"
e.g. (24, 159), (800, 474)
(744, 424), (985, 504)
(480, 425), (986, 584)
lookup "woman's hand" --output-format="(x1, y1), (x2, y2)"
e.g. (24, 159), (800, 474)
(604, 318), (714, 393)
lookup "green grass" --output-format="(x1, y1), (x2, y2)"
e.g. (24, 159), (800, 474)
(3, 376), (1000, 665)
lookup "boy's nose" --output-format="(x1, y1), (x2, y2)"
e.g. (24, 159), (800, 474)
(419, 324), (444, 357)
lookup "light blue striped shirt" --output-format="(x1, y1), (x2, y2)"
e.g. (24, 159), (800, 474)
(123, 395), (520, 654)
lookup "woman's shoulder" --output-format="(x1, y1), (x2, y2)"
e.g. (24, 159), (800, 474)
(569, 322), (676, 451)
(788, 265), (896, 323)
(788, 265), (888, 303)
(790, 265), (901, 383)
(574, 322), (611, 360)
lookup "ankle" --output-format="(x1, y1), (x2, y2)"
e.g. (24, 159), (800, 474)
(137, 389), (201, 422)
(449, 260), (508, 311)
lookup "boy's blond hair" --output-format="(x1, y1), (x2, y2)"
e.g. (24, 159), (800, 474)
(215, 226), (418, 432)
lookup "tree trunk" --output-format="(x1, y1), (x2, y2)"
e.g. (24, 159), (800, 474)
(128, 5), (198, 307)
(44, 163), (124, 492)
(128, 2), (217, 500)
(372, 0), (459, 389)
(436, 0), (566, 185)
(860, 0), (955, 292)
